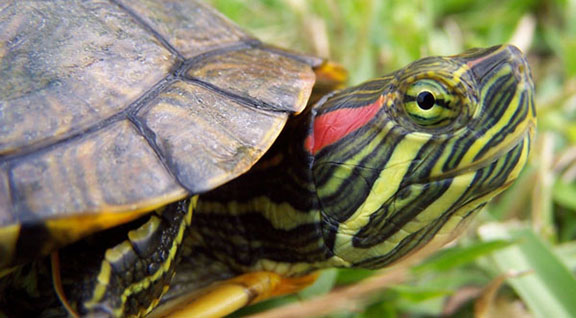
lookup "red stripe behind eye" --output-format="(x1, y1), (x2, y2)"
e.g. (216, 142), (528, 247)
(305, 95), (385, 154)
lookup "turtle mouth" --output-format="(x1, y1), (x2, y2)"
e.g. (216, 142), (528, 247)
(426, 122), (535, 183)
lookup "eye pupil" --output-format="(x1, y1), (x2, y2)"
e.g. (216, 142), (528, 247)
(416, 91), (435, 110)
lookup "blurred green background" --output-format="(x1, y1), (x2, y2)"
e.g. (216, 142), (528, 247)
(205, 0), (576, 317)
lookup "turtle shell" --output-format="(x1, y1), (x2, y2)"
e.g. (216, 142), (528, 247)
(0, 0), (318, 268)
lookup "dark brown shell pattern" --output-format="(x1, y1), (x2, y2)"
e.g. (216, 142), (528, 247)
(0, 0), (318, 267)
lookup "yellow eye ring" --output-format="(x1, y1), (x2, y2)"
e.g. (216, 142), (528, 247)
(403, 79), (459, 127)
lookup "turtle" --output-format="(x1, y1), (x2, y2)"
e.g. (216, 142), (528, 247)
(0, 0), (536, 317)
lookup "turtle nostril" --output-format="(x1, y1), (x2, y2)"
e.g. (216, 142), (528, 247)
(517, 63), (525, 75)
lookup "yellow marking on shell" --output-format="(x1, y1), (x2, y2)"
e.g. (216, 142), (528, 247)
(149, 272), (318, 318)
(0, 224), (20, 269)
(78, 133), (104, 206)
(42, 190), (187, 256)
(295, 75), (315, 115)
(0, 41), (5, 59)
(154, 205), (167, 215)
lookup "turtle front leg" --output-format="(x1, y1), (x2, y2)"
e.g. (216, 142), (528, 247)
(52, 198), (194, 318)
(148, 271), (318, 318)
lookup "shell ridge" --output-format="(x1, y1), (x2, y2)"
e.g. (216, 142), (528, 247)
(126, 115), (190, 194)
(109, 0), (184, 60)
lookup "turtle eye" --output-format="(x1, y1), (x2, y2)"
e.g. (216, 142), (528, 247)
(416, 91), (435, 110)
(403, 79), (459, 127)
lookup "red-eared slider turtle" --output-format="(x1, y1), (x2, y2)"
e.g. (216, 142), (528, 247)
(0, 0), (536, 317)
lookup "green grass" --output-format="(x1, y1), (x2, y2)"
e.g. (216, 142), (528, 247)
(206, 0), (576, 317)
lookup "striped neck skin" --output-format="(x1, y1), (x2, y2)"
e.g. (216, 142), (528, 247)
(191, 45), (536, 277)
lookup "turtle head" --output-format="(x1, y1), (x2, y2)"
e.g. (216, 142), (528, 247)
(308, 45), (536, 269)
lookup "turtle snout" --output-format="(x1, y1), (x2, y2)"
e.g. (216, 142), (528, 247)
(506, 45), (534, 87)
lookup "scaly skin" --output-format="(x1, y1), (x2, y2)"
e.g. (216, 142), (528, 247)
(0, 45), (535, 318)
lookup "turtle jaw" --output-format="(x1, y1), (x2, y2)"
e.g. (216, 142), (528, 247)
(428, 122), (535, 185)
(450, 44), (536, 184)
